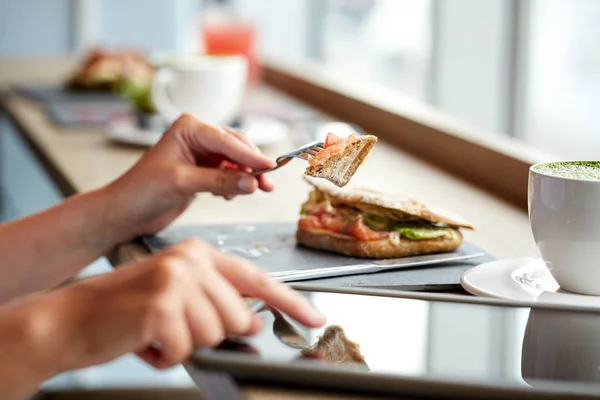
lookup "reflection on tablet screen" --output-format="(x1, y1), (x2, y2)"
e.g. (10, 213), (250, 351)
(203, 290), (600, 395)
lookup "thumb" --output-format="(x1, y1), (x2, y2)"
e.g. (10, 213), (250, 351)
(182, 166), (258, 196)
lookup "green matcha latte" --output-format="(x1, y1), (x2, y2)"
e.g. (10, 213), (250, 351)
(532, 161), (600, 180)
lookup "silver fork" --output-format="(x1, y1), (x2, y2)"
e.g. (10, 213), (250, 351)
(248, 300), (311, 350)
(251, 140), (324, 176)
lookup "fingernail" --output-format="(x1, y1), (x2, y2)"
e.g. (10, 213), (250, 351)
(237, 176), (254, 193)
(263, 175), (274, 186)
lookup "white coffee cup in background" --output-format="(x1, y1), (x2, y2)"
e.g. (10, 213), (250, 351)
(151, 54), (247, 126)
(528, 161), (600, 295)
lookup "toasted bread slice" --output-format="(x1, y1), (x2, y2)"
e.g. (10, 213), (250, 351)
(297, 227), (463, 258)
(300, 325), (368, 370)
(304, 134), (377, 187)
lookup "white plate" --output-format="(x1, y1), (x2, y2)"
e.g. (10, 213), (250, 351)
(241, 116), (288, 147)
(106, 121), (163, 147)
(461, 258), (600, 310)
(105, 116), (288, 148)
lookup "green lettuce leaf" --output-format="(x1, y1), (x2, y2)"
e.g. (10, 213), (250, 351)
(300, 206), (455, 240)
(394, 225), (453, 240)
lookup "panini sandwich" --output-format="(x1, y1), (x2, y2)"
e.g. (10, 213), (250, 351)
(297, 177), (474, 258)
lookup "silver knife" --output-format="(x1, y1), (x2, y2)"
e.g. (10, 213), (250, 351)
(268, 252), (485, 283)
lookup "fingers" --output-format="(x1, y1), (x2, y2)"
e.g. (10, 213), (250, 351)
(210, 250), (326, 328)
(195, 265), (256, 336)
(246, 314), (263, 336)
(134, 249), (227, 368)
(178, 165), (259, 197)
(171, 239), (323, 331)
(223, 126), (260, 153)
(174, 239), (255, 336)
(216, 128), (275, 192)
(257, 174), (275, 192)
(133, 238), (324, 374)
(184, 290), (226, 346)
(176, 115), (276, 171)
(136, 313), (193, 369)
(169, 116), (276, 197)
(220, 160), (274, 194)
(222, 128), (274, 192)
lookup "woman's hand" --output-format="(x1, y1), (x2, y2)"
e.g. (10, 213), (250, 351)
(105, 114), (277, 241)
(0, 115), (280, 306)
(0, 238), (325, 398)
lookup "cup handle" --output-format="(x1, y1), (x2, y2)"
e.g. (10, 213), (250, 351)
(151, 68), (182, 123)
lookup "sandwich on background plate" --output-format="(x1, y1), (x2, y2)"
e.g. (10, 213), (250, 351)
(297, 177), (474, 258)
(304, 132), (377, 187)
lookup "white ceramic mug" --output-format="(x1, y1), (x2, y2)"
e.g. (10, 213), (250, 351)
(528, 162), (600, 295)
(151, 54), (247, 125)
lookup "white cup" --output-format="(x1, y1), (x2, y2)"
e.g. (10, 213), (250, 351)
(528, 162), (600, 295)
(151, 54), (247, 125)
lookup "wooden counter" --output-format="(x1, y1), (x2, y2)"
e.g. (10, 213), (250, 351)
(1, 58), (537, 400)
(0, 64), (536, 258)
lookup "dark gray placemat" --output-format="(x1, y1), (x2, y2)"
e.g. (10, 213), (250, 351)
(15, 84), (132, 127)
(141, 223), (494, 289)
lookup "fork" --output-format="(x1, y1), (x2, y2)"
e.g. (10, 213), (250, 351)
(251, 140), (324, 176)
(248, 300), (311, 350)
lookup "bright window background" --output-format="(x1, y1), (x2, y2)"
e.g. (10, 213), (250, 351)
(520, 0), (600, 159)
(3, 0), (599, 159)
(234, 0), (432, 101)
(235, 0), (600, 160)
(319, 0), (432, 100)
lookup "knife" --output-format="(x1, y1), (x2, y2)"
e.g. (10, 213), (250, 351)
(268, 252), (485, 283)
(347, 283), (464, 292)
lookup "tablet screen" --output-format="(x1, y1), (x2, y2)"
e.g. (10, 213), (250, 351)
(195, 291), (600, 396)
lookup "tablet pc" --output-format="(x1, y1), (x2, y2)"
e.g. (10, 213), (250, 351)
(192, 288), (600, 399)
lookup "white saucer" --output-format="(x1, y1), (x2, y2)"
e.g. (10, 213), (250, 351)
(461, 258), (600, 310)
(106, 121), (163, 147)
(105, 116), (288, 148)
(241, 116), (288, 147)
